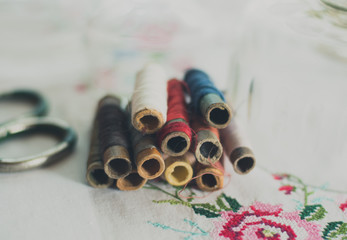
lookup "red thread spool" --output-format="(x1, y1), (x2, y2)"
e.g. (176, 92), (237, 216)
(157, 79), (192, 156)
(191, 116), (223, 165)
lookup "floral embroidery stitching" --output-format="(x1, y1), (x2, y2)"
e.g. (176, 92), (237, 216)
(148, 219), (209, 240)
(147, 174), (347, 239)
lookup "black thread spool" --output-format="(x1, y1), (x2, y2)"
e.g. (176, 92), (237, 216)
(86, 118), (114, 188)
(97, 96), (132, 179)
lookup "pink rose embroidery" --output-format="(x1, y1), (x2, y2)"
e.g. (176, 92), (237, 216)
(272, 174), (288, 180)
(211, 202), (322, 240)
(339, 201), (347, 215)
(279, 185), (295, 195)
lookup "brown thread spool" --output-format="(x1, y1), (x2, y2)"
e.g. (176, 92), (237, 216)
(195, 160), (224, 192)
(191, 117), (223, 165)
(220, 118), (256, 174)
(162, 152), (195, 187)
(131, 63), (167, 134)
(86, 117), (114, 188)
(130, 124), (165, 179)
(200, 93), (232, 129)
(97, 96), (132, 179)
(116, 169), (148, 191)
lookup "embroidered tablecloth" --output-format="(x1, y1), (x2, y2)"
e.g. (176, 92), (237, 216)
(1, 0), (346, 239)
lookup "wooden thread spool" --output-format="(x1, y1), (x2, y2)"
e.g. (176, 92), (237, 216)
(131, 63), (167, 134)
(200, 93), (232, 129)
(130, 124), (165, 179)
(162, 152), (195, 187)
(184, 69), (232, 129)
(220, 118), (256, 174)
(158, 79), (192, 156)
(86, 118), (113, 188)
(98, 96), (132, 179)
(160, 124), (191, 156)
(116, 169), (147, 191)
(191, 117), (223, 165)
(195, 161), (224, 192)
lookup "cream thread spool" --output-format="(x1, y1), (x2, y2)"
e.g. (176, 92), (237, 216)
(131, 63), (167, 134)
(219, 118), (256, 174)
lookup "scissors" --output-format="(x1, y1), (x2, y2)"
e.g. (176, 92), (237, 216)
(0, 89), (77, 172)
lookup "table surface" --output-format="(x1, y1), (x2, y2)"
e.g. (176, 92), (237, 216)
(1, 1), (346, 239)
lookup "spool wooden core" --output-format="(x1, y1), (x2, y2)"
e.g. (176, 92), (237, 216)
(103, 145), (132, 179)
(116, 170), (147, 191)
(200, 94), (232, 129)
(196, 167), (224, 192)
(136, 148), (165, 179)
(132, 109), (164, 134)
(195, 130), (223, 165)
(161, 131), (190, 156)
(164, 156), (193, 187)
(229, 147), (255, 174)
(86, 162), (114, 188)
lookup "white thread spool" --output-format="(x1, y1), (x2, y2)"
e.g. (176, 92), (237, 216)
(131, 63), (168, 134)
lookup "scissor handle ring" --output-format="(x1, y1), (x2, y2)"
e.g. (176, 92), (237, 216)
(0, 117), (77, 172)
(0, 89), (48, 125)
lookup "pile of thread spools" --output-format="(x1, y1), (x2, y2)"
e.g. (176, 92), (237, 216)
(86, 63), (256, 192)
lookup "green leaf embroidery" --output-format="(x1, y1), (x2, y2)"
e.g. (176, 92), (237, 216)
(307, 191), (314, 196)
(300, 204), (327, 221)
(192, 205), (220, 218)
(153, 199), (192, 207)
(216, 194), (232, 211)
(323, 221), (347, 239)
(192, 203), (220, 213)
(222, 193), (242, 212)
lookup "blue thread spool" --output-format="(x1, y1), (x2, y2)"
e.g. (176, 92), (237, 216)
(184, 69), (232, 129)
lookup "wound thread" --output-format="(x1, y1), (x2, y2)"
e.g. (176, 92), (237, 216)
(162, 152), (195, 187)
(86, 117), (114, 188)
(220, 118), (256, 174)
(195, 161), (224, 192)
(97, 96), (132, 179)
(131, 63), (167, 134)
(157, 79), (192, 156)
(129, 120), (165, 179)
(184, 69), (232, 129)
(191, 117), (223, 165)
(177, 153), (232, 199)
(116, 169), (147, 191)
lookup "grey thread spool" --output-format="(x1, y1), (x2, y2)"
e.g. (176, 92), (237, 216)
(116, 169), (148, 191)
(86, 117), (114, 188)
(191, 117), (223, 165)
(219, 119), (256, 174)
(98, 96), (132, 179)
(130, 124), (165, 179)
(200, 93), (232, 129)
